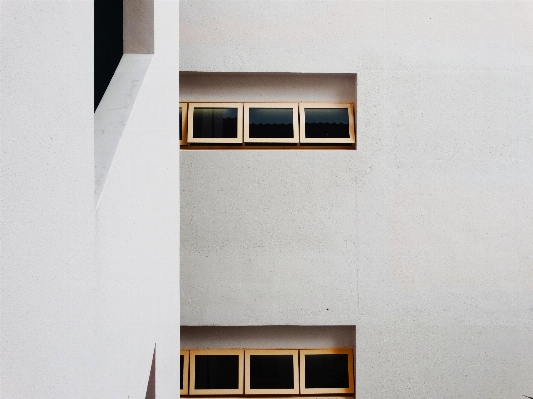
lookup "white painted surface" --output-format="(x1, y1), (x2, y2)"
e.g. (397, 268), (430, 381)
(0, 1), (95, 397)
(95, 54), (152, 204)
(1, 0), (180, 398)
(180, 1), (533, 398)
(95, 1), (181, 398)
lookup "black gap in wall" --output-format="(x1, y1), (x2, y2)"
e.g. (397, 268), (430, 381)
(94, 0), (123, 111)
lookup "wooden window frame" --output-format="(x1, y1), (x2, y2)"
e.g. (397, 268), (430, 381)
(244, 103), (299, 144)
(181, 350), (190, 395)
(189, 349), (245, 396)
(187, 103), (244, 144)
(299, 348), (354, 394)
(298, 103), (355, 144)
(244, 349), (299, 395)
(180, 103), (188, 146)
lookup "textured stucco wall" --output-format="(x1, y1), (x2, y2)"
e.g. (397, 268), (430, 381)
(180, 1), (533, 398)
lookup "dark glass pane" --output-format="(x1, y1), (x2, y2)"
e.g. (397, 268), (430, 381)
(305, 354), (349, 388)
(193, 108), (238, 139)
(194, 355), (240, 390)
(249, 108), (294, 139)
(180, 355), (184, 389)
(249, 355), (294, 390)
(179, 107), (182, 141)
(305, 108), (350, 139)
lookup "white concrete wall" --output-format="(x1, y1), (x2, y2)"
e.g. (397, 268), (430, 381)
(95, 0), (180, 398)
(180, 1), (533, 398)
(0, 1), (95, 397)
(1, 0), (180, 397)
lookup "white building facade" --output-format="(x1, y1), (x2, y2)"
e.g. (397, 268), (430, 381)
(180, 1), (533, 398)
(1, 0), (532, 398)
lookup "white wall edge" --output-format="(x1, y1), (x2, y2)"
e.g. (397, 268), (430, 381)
(94, 53), (153, 207)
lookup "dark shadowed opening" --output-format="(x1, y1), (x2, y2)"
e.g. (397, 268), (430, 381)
(305, 354), (349, 388)
(249, 355), (294, 389)
(195, 355), (240, 389)
(94, 0), (123, 111)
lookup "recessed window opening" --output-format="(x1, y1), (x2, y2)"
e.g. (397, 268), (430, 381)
(182, 102), (355, 149)
(182, 348), (354, 397)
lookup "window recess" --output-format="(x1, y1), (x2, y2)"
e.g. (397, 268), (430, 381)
(181, 102), (355, 149)
(182, 348), (354, 397)
(187, 103), (243, 144)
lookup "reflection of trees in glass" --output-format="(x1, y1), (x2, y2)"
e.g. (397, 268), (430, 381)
(249, 123), (294, 139)
(305, 122), (350, 138)
(193, 108), (238, 138)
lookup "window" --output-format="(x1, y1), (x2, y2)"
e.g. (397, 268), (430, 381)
(182, 348), (354, 396)
(189, 349), (245, 395)
(187, 103), (244, 144)
(299, 349), (354, 394)
(244, 349), (299, 395)
(181, 102), (356, 149)
(299, 103), (355, 144)
(244, 103), (299, 144)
